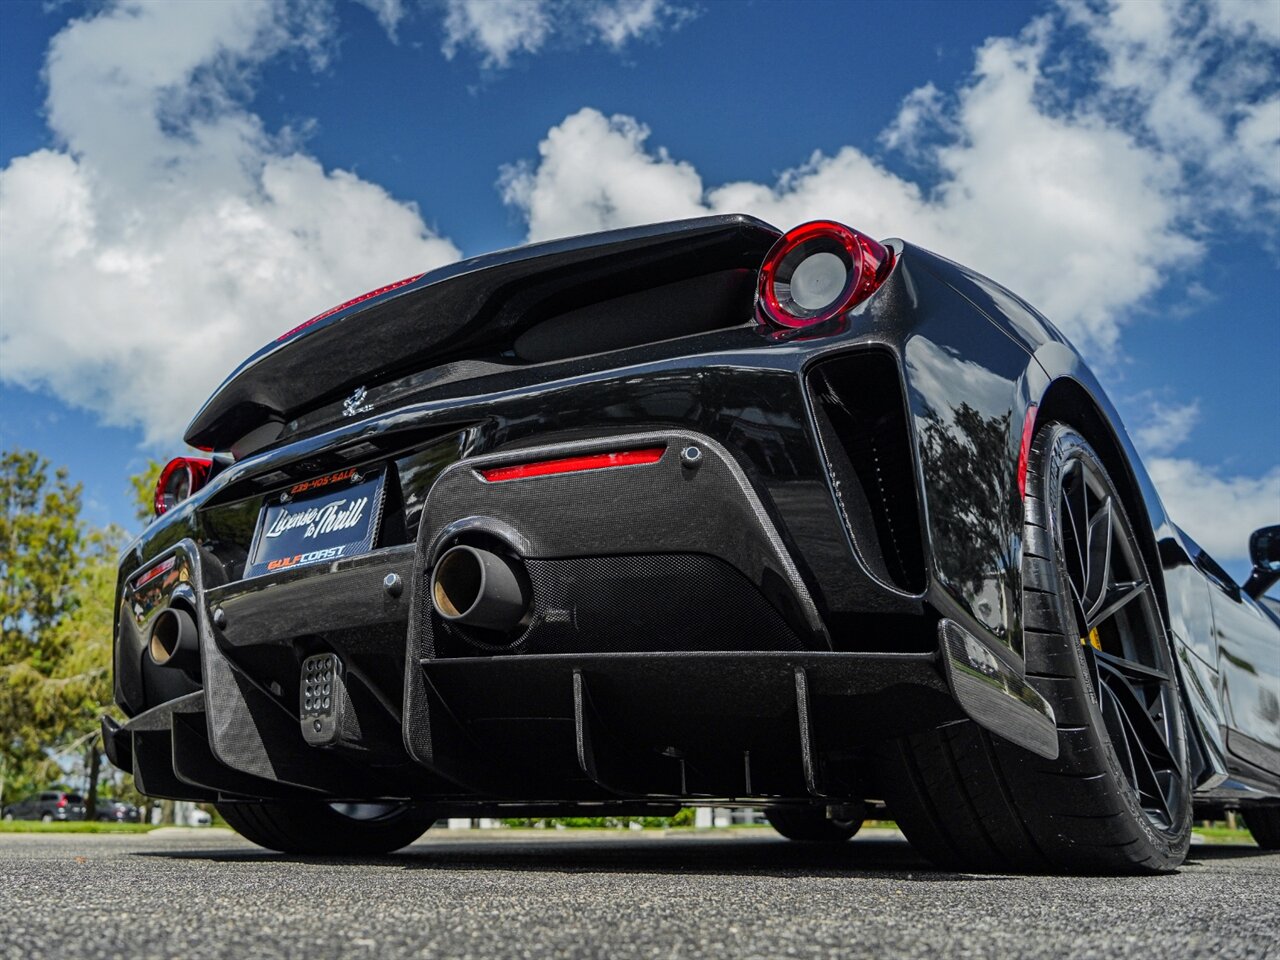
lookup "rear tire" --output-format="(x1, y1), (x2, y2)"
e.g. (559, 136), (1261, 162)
(878, 423), (1192, 873)
(766, 806), (863, 843)
(217, 801), (437, 855)
(1242, 808), (1280, 850)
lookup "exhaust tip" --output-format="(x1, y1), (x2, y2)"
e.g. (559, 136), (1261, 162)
(149, 607), (197, 668)
(432, 547), (483, 619)
(431, 545), (528, 633)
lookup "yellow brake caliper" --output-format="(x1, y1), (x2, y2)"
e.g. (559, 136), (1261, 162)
(1081, 627), (1101, 650)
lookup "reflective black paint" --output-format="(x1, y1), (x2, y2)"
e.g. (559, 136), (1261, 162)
(113, 223), (1279, 803)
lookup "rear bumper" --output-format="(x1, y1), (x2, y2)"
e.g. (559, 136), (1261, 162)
(106, 649), (953, 805)
(107, 417), (1058, 806)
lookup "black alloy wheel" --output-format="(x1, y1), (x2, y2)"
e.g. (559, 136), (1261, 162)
(1057, 445), (1186, 836)
(217, 801), (437, 855)
(877, 423), (1192, 873)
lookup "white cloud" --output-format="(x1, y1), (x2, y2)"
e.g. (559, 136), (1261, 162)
(0, 0), (459, 447)
(1147, 458), (1280, 561)
(1061, 0), (1280, 219)
(589, 0), (691, 50)
(439, 0), (690, 68)
(497, 109), (705, 238)
(441, 0), (553, 67)
(353, 0), (407, 39)
(1128, 397), (1278, 562)
(878, 82), (950, 158)
(1134, 400), (1201, 456)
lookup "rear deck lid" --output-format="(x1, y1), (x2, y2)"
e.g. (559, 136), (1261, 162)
(184, 214), (780, 452)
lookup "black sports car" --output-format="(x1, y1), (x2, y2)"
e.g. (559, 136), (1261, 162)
(103, 215), (1280, 871)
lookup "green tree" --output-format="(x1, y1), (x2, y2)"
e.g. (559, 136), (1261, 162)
(1, 451), (153, 814)
(1, 450), (85, 805)
(1, 450), (84, 668)
(129, 458), (164, 524)
(38, 530), (125, 818)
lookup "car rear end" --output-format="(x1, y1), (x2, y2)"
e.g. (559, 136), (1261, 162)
(103, 215), (1054, 813)
(97, 800), (140, 823)
(50, 793), (87, 822)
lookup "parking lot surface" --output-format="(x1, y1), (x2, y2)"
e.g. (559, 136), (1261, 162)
(1, 828), (1276, 959)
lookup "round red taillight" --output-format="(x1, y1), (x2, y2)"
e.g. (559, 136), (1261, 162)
(756, 220), (893, 328)
(154, 457), (212, 517)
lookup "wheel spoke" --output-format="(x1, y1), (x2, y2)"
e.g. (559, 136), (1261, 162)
(1099, 683), (1139, 791)
(1094, 648), (1169, 684)
(1061, 461), (1087, 595)
(1097, 663), (1176, 768)
(1084, 580), (1150, 633)
(1082, 497), (1113, 622)
(1110, 684), (1175, 827)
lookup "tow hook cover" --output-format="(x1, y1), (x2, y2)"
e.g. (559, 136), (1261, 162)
(300, 653), (347, 747)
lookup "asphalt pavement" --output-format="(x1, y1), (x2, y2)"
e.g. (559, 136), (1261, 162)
(1, 827), (1276, 959)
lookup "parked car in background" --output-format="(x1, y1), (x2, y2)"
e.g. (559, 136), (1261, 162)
(2, 790), (87, 822)
(187, 807), (212, 826)
(95, 798), (141, 823)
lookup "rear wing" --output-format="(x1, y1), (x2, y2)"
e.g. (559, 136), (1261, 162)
(185, 214), (780, 452)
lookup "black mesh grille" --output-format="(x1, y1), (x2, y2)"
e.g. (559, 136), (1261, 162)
(807, 351), (926, 593)
(421, 553), (804, 658)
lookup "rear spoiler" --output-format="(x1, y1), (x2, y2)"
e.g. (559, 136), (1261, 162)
(185, 215), (781, 452)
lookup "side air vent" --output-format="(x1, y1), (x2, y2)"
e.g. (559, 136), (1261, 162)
(807, 351), (926, 594)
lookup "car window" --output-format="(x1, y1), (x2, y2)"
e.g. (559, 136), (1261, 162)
(40, 792), (55, 800)
(66, 793), (84, 803)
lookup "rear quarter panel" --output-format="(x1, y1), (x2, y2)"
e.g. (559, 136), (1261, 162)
(909, 250), (1236, 786)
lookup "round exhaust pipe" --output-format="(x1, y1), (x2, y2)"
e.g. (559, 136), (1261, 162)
(149, 606), (200, 670)
(431, 545), (529, 633)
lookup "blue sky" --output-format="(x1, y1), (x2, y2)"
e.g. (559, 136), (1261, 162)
(0, 0), (1277, 577)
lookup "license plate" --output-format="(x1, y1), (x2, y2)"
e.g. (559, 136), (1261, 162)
(246, 466), (387, 577)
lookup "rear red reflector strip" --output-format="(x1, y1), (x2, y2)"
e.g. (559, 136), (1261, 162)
(1017, 404), (1039, 499)
(275, 272), (425, 342)
(479, 447), (666, 483)
(134, 556), (177, 588)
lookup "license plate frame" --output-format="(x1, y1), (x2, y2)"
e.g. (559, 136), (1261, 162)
(246, 466), (388, 578)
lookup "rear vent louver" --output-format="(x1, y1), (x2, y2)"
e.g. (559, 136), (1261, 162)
(807, 351), (926, 594)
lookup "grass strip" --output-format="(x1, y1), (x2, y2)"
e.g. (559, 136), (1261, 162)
(0, 821), (161, 834)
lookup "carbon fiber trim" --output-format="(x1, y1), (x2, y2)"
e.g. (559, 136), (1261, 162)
(199, 601), (336, 792)
(175, 537), (412, 795)
(430, 555), (804, 657)
(132, 730), (216, 803)
(417, 430), (827, 642)
(403, 430), (830, 787)
(170, 713), (311, 800)
(806, 350), (926, 594)
(938, 618), (1058, 759)
(405, 651), (959, 802)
